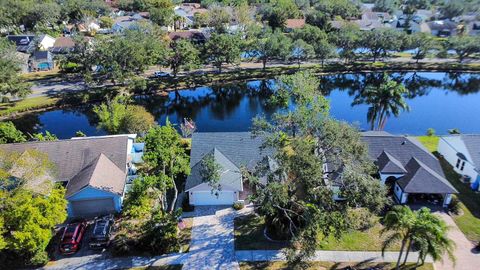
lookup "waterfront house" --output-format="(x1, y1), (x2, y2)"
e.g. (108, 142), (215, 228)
(0, 135), (144, 217)
(185, 132), (271, 206)
(438, 134), (480, 190)
(362, 131), (457, 207)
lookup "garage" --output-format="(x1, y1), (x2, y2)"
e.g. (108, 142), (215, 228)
(70, 198), (115, 217)
(190, 190), (236, 206)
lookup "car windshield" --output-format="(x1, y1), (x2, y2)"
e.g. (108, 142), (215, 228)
(93, 220), (108, 236)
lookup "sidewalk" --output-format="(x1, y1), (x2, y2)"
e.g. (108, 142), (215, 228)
(236, 250), (432, 263)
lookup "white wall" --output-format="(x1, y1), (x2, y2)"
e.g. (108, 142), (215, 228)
(438, 136), (479, 182)
(393, 183), (408, 204)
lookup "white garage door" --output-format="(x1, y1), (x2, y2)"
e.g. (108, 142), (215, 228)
(70, 198), (115, 217)
(191, 191), (235, 205)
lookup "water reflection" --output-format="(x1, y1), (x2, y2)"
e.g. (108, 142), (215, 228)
(10, 72), (480, 139)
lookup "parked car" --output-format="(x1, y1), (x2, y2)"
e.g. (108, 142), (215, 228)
(153, 71), (171, 78)
(89, 215), (114, 249)
(59, 220), (87, 255)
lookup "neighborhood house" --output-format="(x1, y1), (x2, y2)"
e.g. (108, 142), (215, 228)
(438, 134), (480, 190)
(0, 135), (144, 217)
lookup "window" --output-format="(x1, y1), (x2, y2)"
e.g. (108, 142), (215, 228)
(460, 161), (466, 171)
(456, 158), (461, 169)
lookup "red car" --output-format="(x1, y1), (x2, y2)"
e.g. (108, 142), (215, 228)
(59, 221), (87, 255)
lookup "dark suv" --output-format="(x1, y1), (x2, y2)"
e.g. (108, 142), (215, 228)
(89, 215), (114, 249)
(59, 221), (87, 255)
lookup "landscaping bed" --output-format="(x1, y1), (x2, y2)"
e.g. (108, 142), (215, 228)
(239, 261), (434, 270)
(234, 214), (400, 251)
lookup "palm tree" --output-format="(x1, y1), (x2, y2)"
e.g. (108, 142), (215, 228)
(352, 74), (409, 130)
(381, 205), (416, 270)
(411, 209), (456, 267)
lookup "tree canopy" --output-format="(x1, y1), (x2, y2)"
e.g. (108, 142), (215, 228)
(0, 38), (31, 100)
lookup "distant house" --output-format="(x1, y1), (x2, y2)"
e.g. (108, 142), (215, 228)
(284, 19), (306, 32)
(7, 35), (36, 53)
(29, 51), (54, 71)
(37, 34), (56, 51)
(361, 131), (457, 207)
(168, 30), (206, 44)
(0, 135), (144, 217)
(174, 3), (208, 29)
(467, 21), (480, 36)
(185, 132), (272, 206)
(438, 134), (480, 190)
(427, 20), (458, 37)
(50, 36), (75, 54)
(112, 15), (148, 33)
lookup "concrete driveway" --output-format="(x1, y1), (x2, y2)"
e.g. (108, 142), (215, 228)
(434, 212), (480, 270)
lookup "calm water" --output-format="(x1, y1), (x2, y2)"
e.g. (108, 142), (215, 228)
(11, 72), (480, 139)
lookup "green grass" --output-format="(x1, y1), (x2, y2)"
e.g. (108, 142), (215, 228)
(0, 96), (59, 117)
(437, 155), (480, 242)
(416, 135), (439, 153)
(234, 214), (400, 251)
(239, 261), (434, 270)
(179, 217), (193, 252)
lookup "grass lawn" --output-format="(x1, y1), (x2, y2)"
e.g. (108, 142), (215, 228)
(21, 68), (61, 81)
(234, 214), (400, 251)
(179, 217), (193, 252)
(0, 96), (58, 117)
(239, 261), (434, 270)
(415, 136), (439, 153)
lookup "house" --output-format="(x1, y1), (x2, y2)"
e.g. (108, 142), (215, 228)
(7, 35), (36, 53)
(50, 36), (75, 54)
(362, 131), (457, 207)
(438, 134), (480, 190)
(174, 3), (208, 29)
(185, 132), (272, 206)
(0, 135), (144, 217)
(29, 51), (54, 71)
(37, 34), (56, 51)
(168, 30), (206, 44)
(467, 21), (480, 36)
(284, 19), (306, 32)
(112, 16), (147, 33)
(427, 20), (458, 37)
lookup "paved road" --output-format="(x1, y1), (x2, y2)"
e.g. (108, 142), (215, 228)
(434, 211), (480, 270)
(30, 78), (86, 98)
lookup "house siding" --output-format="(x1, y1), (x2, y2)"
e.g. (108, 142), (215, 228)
(438, 136), (479, 183)
(67, 186), (122, 216)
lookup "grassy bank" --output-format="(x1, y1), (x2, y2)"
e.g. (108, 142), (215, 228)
(0, 96), (59, 117)
(234, 214), (400, 251)
(239, 261), (434, 270)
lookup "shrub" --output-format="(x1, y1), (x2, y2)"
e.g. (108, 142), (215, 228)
(347, 208), (377, 231)
(233, 201), (245, 210)
(28, 250), (49, 266)
(426, 128), (435, 136)
(110, 233), (136, 256)
(449, 195), (461, 215)
(448, 128), (461, 134)
(140, 210), (180, 255)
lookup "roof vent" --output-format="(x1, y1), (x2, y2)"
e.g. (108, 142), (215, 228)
(401, 141), (406, 145)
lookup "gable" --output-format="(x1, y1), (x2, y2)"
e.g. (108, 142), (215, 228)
(68, 186), (120, 200)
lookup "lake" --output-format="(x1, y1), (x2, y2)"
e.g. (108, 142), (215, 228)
(11, 71), (480, 139)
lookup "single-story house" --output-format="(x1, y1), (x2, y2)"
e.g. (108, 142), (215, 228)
(7, 35), (36, 53)
(284, 19), (306, 32)
(185, 132), (272, 206)
(112, 16), (148, 33)
(0, 135), (144, 217)
(427, 20), (458, 37)
(362, 131), (457, 207)
(174, 3), (208, 29)
(50, 36), (75, 54)
(29, 51), (54, 71)
(168, 30), (206, 44)
(438, 134), (480, 189)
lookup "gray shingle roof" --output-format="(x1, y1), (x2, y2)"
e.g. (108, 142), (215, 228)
(0, 136), (129, 181)
(377, 150), (407, 174)
(185, 148), (242, 191)
(397, 158), (457, 194)
(362, 131), (456, 194)
(66, 153), (126, 197)
(461, 134), (480, 170)
(186, 132), (271, 190)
